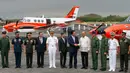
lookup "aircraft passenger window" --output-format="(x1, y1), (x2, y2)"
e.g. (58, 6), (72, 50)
(41, 20), (44, 23)
(38, 20), (40, 22)
(34, 20), (37, 22)
(27, 19), (30, 22)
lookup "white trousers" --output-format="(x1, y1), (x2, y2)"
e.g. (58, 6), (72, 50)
(48, 47), (56, 67)
(109, 50), (117, 70)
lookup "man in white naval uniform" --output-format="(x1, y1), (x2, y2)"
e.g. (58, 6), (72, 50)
(46, 30), (58, 68)
(108, 32), (119, 72)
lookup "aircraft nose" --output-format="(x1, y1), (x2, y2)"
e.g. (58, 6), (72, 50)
(3, 25), (8, 31)
(2, 26), (6, 31)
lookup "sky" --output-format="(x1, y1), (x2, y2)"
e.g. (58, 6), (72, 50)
(0, 0), (130, 19)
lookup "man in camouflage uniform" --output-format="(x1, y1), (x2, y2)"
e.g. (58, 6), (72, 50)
(0, 31), (10, 68)
(119, 32), (130, 72)
(98, 31), (108, 71)
(91, 31), (99, 70)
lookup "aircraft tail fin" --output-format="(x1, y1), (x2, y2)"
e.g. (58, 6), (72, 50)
(65, 6), (79, 19)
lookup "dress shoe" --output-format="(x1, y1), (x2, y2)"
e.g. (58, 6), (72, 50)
(93, 68), (97, 70)
(37, 66), (40, 68)
(27, 66), (29, 68)
(53, 66), (56, 68)
(64, 66), (67, 68)
(41, 66), (44, 68)
(100, 68), (106, 71)
(81, 67), (85, 69)
(6, 66), (9, 68)
(84, 67), (88, 69)
(119, 69), (124, 72)
(109, 69), (112, 71)
(91, 68), (94, 69)
(2, 66), (5, 68)
(49, 66), (52, 68)
(124, 70), (127, 73)
(112, 69), (115, 72)
(61, 66), (64, 68)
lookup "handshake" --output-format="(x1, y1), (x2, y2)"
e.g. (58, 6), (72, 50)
(74, 44), (80, 46)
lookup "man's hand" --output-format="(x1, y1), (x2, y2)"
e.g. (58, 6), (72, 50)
(128, 51), (130, 54)
(74, 44), (78, 46)
(96, 51), (98, 54)
(104, 52), (107, 55)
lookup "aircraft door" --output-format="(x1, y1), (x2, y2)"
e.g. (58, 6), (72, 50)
(46, 19), (51, 24)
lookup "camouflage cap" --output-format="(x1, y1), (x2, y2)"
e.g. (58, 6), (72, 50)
(110, 32), (115, 36)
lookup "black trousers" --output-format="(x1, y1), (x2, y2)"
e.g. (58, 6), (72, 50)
(14, 52), (21, 67)
(81, 52), (88, 68)
(69, 52), (77, 68)
(120, 54), (129, 70)
(60, 52), (67, 67)
(26, 53), (33, 67)
(37, 52), (44, 67)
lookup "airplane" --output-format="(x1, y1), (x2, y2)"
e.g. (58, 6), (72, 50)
(3, 6), (79, 32)
(89, 16), (130, 39)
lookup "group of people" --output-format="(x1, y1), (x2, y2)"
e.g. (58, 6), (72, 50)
(91, 31), (130, 72)
(0, 30), (129, 73)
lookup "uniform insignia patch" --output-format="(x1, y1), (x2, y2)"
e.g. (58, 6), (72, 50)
(19, 39), (21, 42)
(14, 39), (16, 42)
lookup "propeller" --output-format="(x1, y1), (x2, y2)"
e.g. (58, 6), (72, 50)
(13, 20), (19, 32)
(95, 23), (106, 33)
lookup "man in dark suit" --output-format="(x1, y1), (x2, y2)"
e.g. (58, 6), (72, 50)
(35, 32), (46, 68)
(58, 33), (67, 68)
(68, 30), (79, 69)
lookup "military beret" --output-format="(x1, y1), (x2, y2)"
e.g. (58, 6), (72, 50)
(2, 31), (7, 34)
(15, 31), (19, 34)
(61, 32), (64, 35)
(27, 32), (32, 34)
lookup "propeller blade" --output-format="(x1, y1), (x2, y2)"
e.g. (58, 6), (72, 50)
(16, 20), (19, 26)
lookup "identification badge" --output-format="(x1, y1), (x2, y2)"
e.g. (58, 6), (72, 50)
(19, 39), (21, 42)
(31, 40), (33, 43)
(14, 39), (16, 42)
